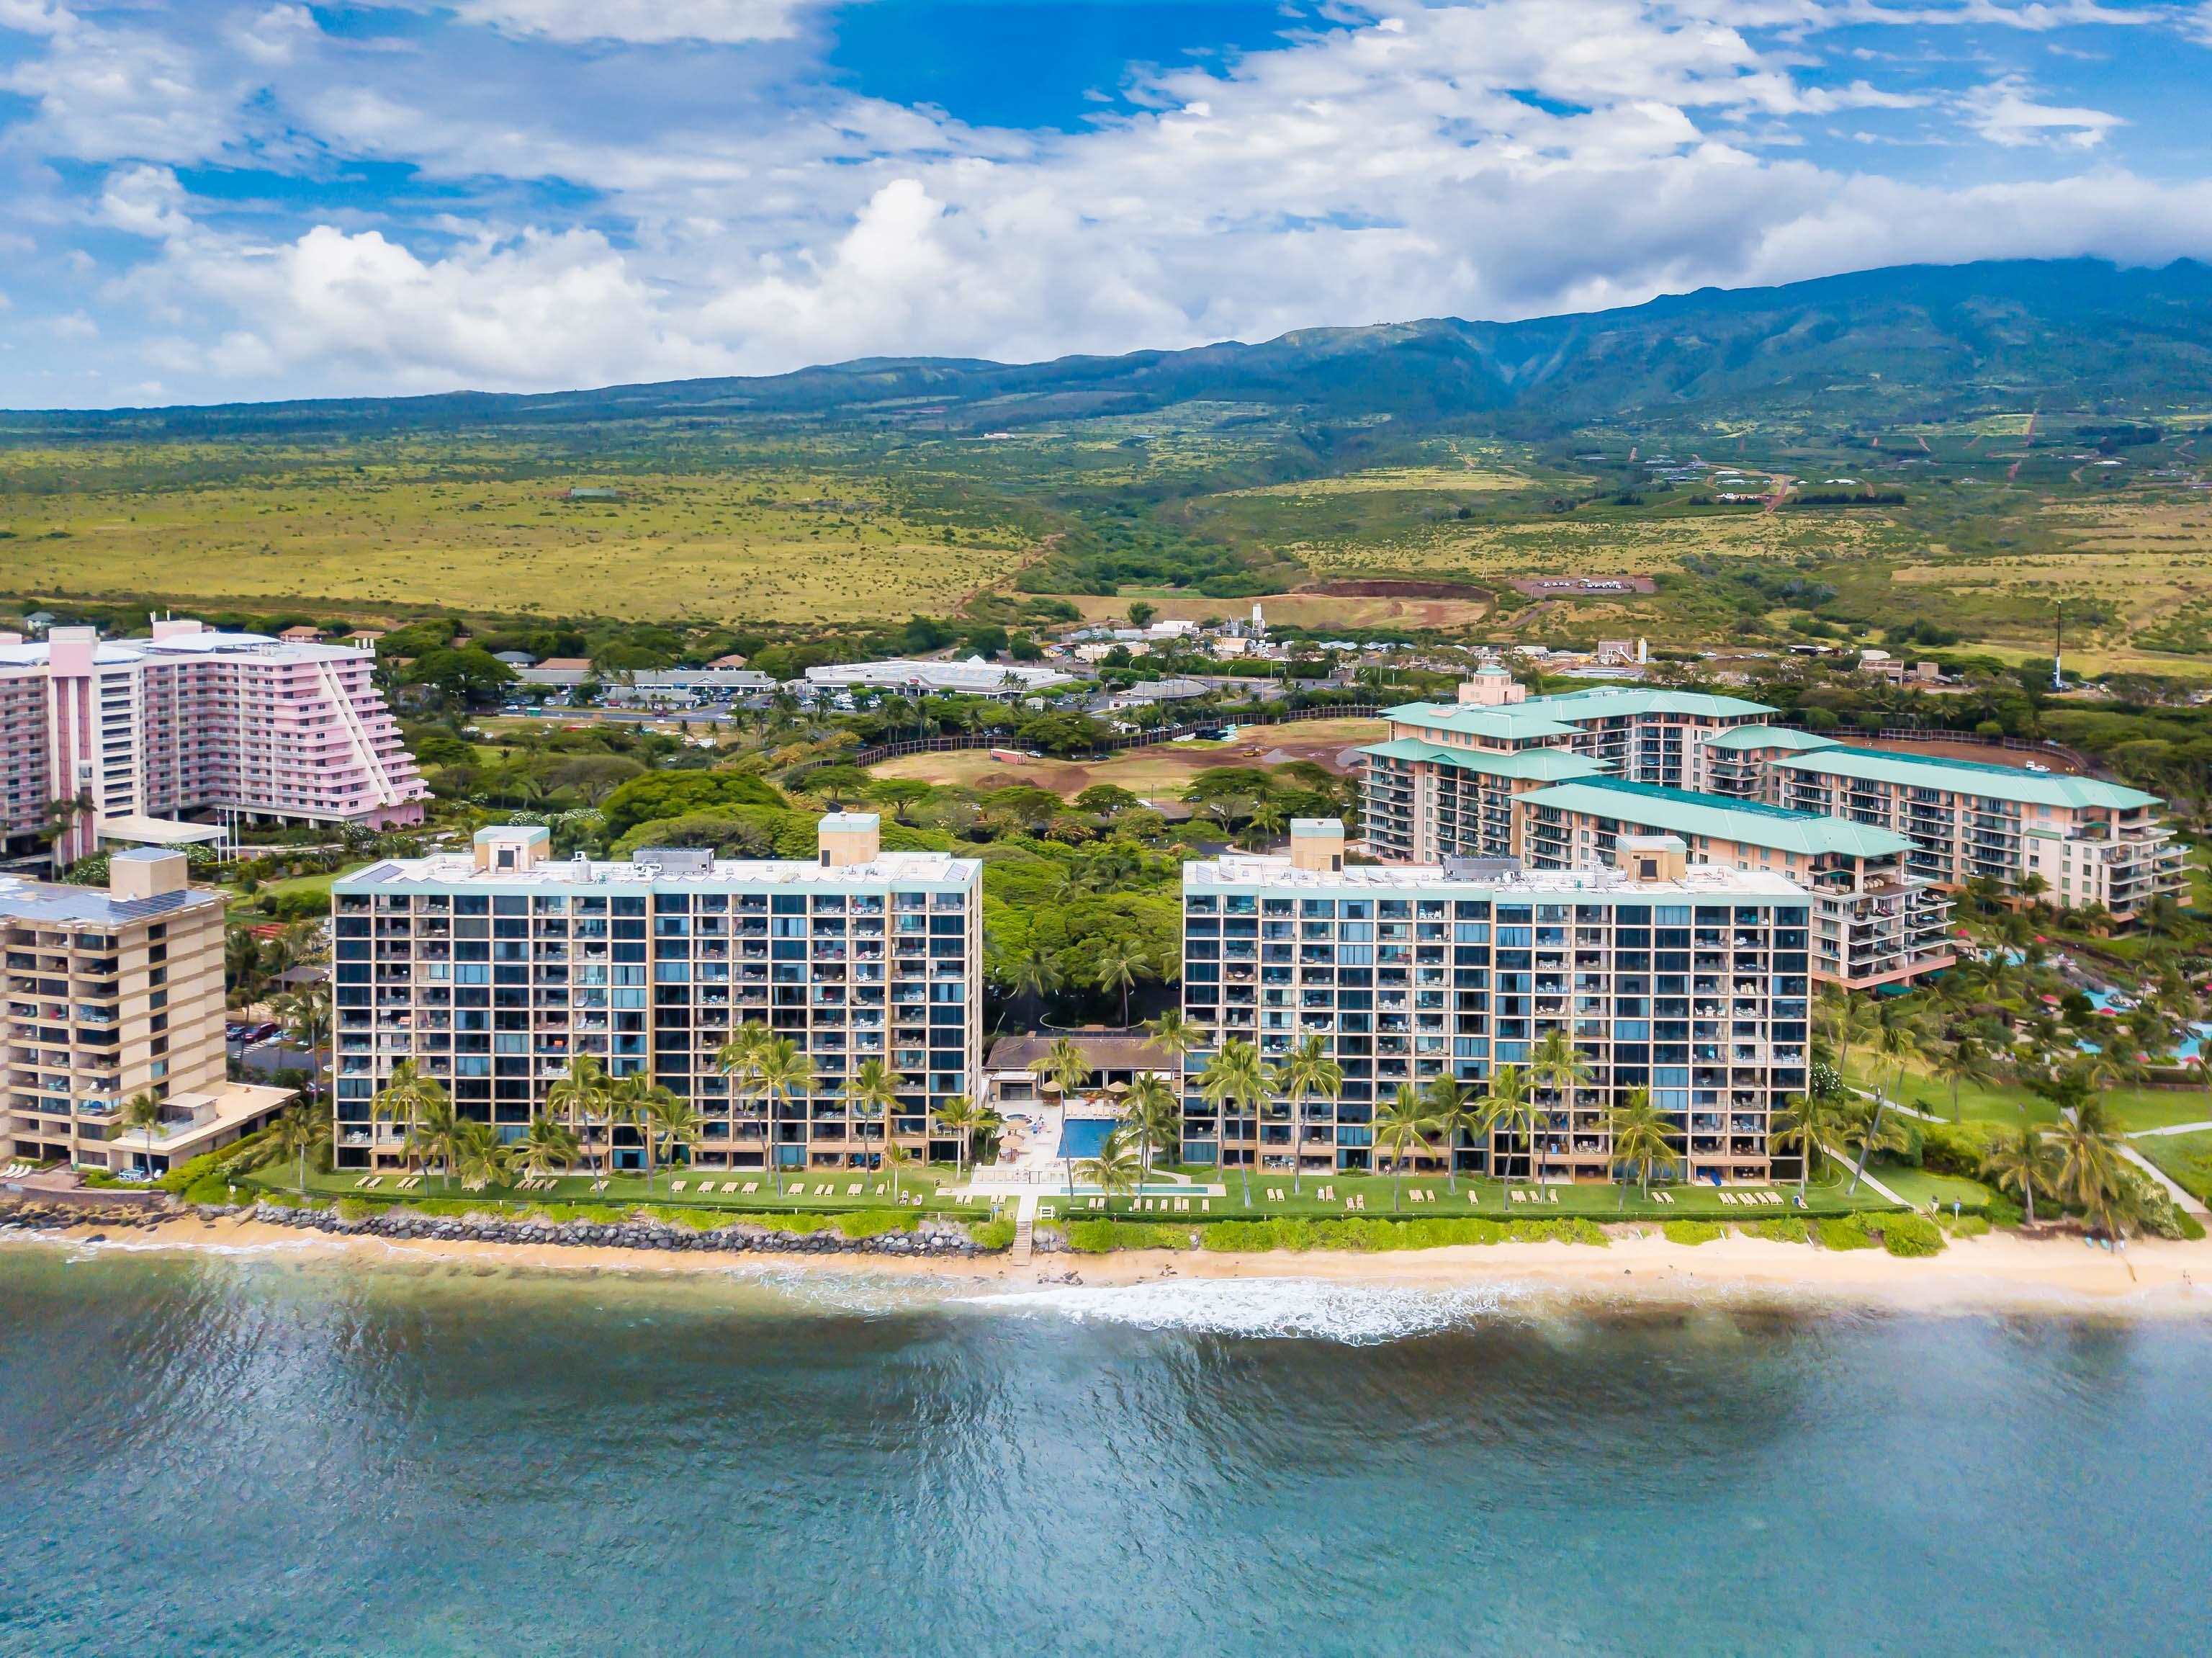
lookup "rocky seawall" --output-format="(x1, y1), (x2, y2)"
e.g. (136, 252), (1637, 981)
(246, 1201), (994, 1258)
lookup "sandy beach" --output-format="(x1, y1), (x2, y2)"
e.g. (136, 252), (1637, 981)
(31, 1210), (2211, 1317)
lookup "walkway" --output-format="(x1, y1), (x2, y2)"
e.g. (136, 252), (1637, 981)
(2128, 1120), (2212, 1140)
(2117, 1144), (2211, 1222)
(1821, 1141), (1911, 1209)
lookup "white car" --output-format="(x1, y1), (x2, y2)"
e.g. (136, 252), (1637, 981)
(2022, 761), (2050, 774)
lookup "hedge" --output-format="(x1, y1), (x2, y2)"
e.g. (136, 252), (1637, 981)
(968, 1218), (1016, 1251)
(1061, 1215), (1610, 1254)
(1661, 1219), (1724, 1246)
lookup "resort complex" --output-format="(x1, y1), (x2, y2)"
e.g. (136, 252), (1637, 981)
(1360, 682), (2183, 942)
(3, 848), (290, 1173)
(0, 619), (427, 866)
(331, 815), (982, 1175)
(1180, 820), (1811, 1186)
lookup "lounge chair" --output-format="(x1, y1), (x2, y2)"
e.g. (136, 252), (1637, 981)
(742, 1181), (758, 1193)
(847, 1183), (862, 1196)
(671, 1180), (687, 1193)
(1201, 1199), (1211, 1212)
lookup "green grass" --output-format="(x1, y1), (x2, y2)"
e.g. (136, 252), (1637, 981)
(245, 1162), (987, 1217)
(1861, 1164), (1995, 1211)
(1848, 1062), (2212, 1134)
(2134, 1130), (2212, 1206)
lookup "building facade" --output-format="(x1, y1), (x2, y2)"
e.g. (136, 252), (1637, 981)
(3, 848), (289, 1172)
(330, 815), (983, 1175)
(1179, 822), (1811, 1186)
(1515, 776), (1954, 990)
(0, 619), (426, 865)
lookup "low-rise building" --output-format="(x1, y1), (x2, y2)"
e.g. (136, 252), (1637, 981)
(331, 815), (984, 1175)
(801, 658), (1076, 698)
(1180, 821), (1811, 1186)
(3, 849), (292, 1173)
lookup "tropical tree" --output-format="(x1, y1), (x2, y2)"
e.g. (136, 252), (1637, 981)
(1270, 1034), (1342, 1196)
(267, 1101), (331, 1196)
(546, 1053), (611, 1183)
(1838, 1093), (1911, 1193)
(1527, 1028), (1593, 1174)
(1979, 1125), (2057, 1227)
(1871, 998), (1927, 1108)
(878, 1133), (915, 1201)
(514, 1112), (582, 1180)
(120, 1089), (165, 1140)
(1605, 1086), (1676, 1206)
(1373, 1083), (1439, 1211)
(1934, 1032), (1995, 1124)
(2048, 1105), (2126, 1237)
(1475, 1064), (1532, 1184)
(644, 1092), (702, 1196)
(1196, 1037), (1265, 1206)
(752, 1035), (815, 1196)
(1031, 1035), (1094, 1107)
(405, 1084), (464, 1190)
(1076, 1124), (1145, 1206)
(1120, 1072), (1182, 1186)
(1816, 990), (1881, 1081)
(272, 978), (333, 1098)
(847, 1057), (904, 1162)
(1768, 1090), (1848, 1197)
(1092, 941), (1148, 1028)
(450, 1117), (508, 1191)
(1425, 1072), (1475, 1194)
(932, 1093), (981, 1178)
(1004, 944), (1063, 1016)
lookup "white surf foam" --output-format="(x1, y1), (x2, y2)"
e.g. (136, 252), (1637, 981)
(963, 1276), (1536, 1343)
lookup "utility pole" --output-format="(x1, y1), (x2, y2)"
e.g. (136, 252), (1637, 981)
(2051, 601), (2064, 693)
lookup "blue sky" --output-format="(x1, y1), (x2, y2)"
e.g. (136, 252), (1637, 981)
(3, 1), (2211, 407)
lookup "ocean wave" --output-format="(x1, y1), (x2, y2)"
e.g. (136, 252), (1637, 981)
(963, 1276), (1536, 1343)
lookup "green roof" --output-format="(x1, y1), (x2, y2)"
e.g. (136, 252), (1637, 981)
(1382, 700), (1579, 742)
(1361, 738), (1608, 781)
(1527, 687), (1777, 721)
(1772, 745), (2162, 810)
(1701, 724), (1841, 753)
(1521, 776), (1914, 859)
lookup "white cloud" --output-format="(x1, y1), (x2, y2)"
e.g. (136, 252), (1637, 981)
(0, 4), (245, 163)
(1961, 75), (2124, 148)
(452, 0), (822, 45)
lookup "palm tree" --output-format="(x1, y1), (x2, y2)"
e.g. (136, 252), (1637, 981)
(370, 1060), (430, 1173)
(1980, 1125), (2057, 1227)
(932, 1093), (981, 1178)
(120, 1088), (165, 1146)
(2048, 1108), (2125, 1236)
(1031, 1035), (1093, 1108)
(546, 1053), (611, 1183)
(1768, 1090), (1849, 1197)
(268, 1100), (331, 1195)
(1475, 1063), (1532, 1184)
(1373, 1083), (1438, 1211)
(1424, 1072), (1475, 1194)
(1270, 1033), (1342, 1196)
(644, 1092), (701, 1196)
(1605, 1086), (1676, 1207)
(1076, 1125), (1145, 1208)
(847, 1057), (904, 1168)
(1935, 1032), (1993, 1123)
(1120, 1072), (1182, 1187)
(272, 978), (333, 1099)
(1005, 945), (1063, 1018)
(1527, 1028), (1592, 1182)
(1197, 1038), (1265, 1206)
(1838, 1093), (1911, 1193)
(752, 1035), (815, 1196)
(878, 1133), (915, 1201)
(1871, 998), (1926, 1107)
(514, 1112), (581, 1181)
(450, 1118), (508, 1191)
(1817, 990), (1881, 1083)
(1092, 942), (1148, 1027)
(405, 1085), (463, 1190)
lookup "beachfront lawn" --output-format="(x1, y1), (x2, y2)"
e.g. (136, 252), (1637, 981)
(245, 1162), (988, 1217)
(1039, 1167), (1900, 1223)
(2134, 1130), (2212, 1206)
(1846, 1061), (2212, 1135)
(1860, 1162), (1996, 1212)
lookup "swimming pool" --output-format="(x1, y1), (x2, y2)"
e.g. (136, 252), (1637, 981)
(1058, 1117), (1118, 1159)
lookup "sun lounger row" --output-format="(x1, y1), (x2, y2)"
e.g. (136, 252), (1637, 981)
(1717, 1190), (1785, 1206)
(1509, 1188), (1561, 1204)
(2, 1162), (35, 1177)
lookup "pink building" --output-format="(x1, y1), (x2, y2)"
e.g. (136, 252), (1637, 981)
(0, 619), (426, 865)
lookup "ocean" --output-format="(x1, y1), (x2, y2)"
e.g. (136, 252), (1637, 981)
(0, 1241), (2203, 1656)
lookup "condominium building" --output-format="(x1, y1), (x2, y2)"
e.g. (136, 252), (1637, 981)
(330, 815), (983, 1174)
(1515, 776), (1953, 990)
(1364, 683), (2182, 923)
(0, 619), (426, 866)
(3, 848), (290, 1173)
(1180, 821), (1812, 1186)
(1361, 686), (1771, 862)
(1694, 729), (2182, 920)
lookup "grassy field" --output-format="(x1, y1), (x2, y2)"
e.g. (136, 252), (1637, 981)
(255, 1162), (989, 1216)
(1068, 588), (1493, 632)
(2136, 1129), (2212, 1204)
(0, 448), (1038, 624)
(1848, 1059), (2212, 1134)
(872, 717), (1385, 796)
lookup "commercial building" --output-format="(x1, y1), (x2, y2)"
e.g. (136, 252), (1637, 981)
(1180, 821), (1811, 1186)
(1515, 776), (1953, 989)
(1692, 729), (2183, 920)
(3, 848), (291, 1173)
(0, 619), (426, 866)
(330, 815), (984, 1175)
(514, 662), (776, 699)
(801, 658), (1076, 698)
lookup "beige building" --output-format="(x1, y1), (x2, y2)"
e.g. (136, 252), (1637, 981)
(3, 848), (290, 1173)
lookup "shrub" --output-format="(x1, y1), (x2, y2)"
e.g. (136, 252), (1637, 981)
(832, 1209), (916, 1240)
(1748, 1216), (1809, 1244)
(1066, 1219), (1187, 1253)
(1918, 1120), (2011, 1180)
(742, 1211), (832, 1236)
(183, 1175), (239, 1206)
(335, 1197), (372, 1222)
(158, 1152), (225, 1196)
(969, 1217), (1015, 1251)
(80, 1169), (122, 1188)
(1876, 1212), (1945, 1258)
(1817, 1216), (1876, 1250)
(643, 1205), (741, 1232)
(1663, 1219), (1724, 1245)
(1942, 1214), (1992, 1239)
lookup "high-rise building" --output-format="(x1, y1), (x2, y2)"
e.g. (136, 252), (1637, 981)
(2, 848), (291, 1173)
(0, 619), (426, 866)
(1179, 821), (1812, 1186)
(330, 815), (984, 1175)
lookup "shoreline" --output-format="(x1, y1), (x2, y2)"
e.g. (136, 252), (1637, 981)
(17, 1211), (2212, 1318)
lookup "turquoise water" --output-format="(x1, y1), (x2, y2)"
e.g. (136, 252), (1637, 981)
(1, 1242), (2208, 1654)
(1058, 1116), (1115, 1158)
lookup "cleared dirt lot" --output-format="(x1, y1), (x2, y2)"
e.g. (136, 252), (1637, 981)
(871, 717), (1385, 798)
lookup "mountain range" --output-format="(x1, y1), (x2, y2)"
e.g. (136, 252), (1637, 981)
(11, 257), (2212, 439)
